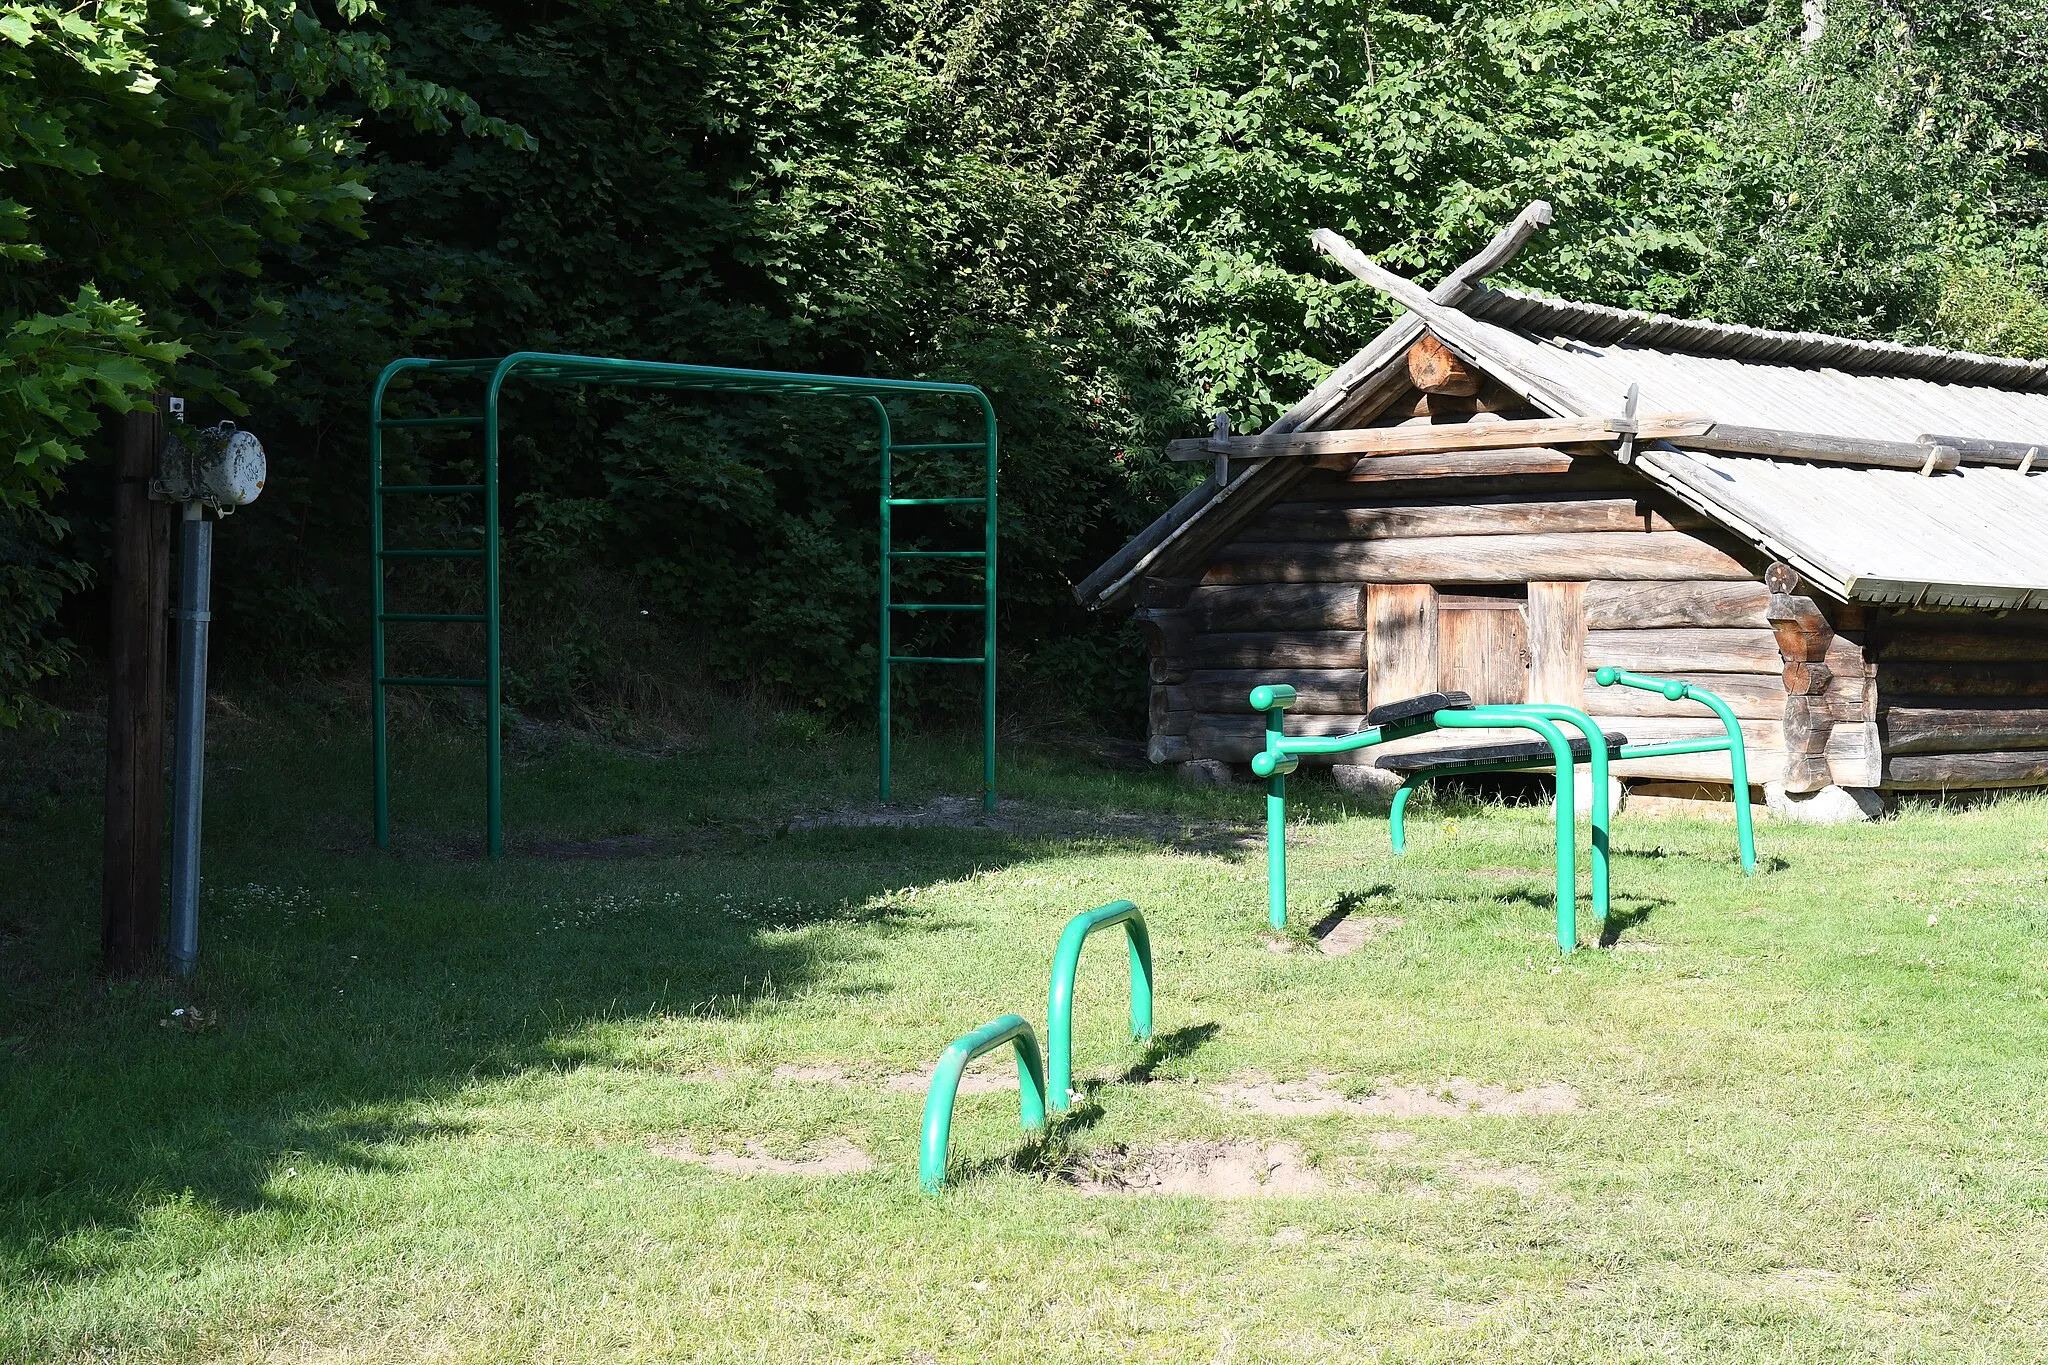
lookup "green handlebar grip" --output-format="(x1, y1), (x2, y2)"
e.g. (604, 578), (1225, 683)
(1251, 749), (1300, 778)
(1249, 684), (1297, 711)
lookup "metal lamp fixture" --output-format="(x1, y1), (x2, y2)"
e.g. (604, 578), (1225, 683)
(155, 402), (266, 976)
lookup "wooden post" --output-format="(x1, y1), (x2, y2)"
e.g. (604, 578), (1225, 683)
(103, 400), (170, 976)
(1765, 563), (1836, 793)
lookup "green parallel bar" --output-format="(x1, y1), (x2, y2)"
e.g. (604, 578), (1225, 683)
(885, 497), (986, 506)
(378, 676), (488, 688)
(1598, 667), (1756, 874)
(1251, 694), (1582, 950)
(919, 1014), (1047, 1192)
(378, 613), (487, 623)
(375, 416), (485, 428)
(888, 441), (988, 451)
(1442, 708), (1579, 952)
(1046, 901), (1154, 1112)
(888, 655), (986, 664)
(1505, 703), (1611, 925)
(1385, 699), (1616, 932)
(378, 548), (484, 559)
(888, 603), (982, 612)
(378, 484), (485, 494)
(1617, 736), (1729, 759)
(888, 549), (986, 559)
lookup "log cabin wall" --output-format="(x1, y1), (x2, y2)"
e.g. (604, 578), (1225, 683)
(1870, 607), (2048, 791)
(1138, 455), (1801, 784)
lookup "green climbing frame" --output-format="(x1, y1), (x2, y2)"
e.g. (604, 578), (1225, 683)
(369, 351), (997, 856)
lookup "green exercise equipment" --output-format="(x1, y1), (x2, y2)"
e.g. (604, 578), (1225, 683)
(1594, 667), (1758, 873)
(918, 1014), (1047, 1192)
(369, 351), (997, 857)
(1046, 900), (1153, 1112)
(920, 898), (1161, 1189)
(1253, 688), (1596, 951)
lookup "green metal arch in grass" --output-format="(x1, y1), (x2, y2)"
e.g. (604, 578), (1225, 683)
(919, 1013), (1047, 1192)
(1045, 900), (1154, 1112)
(370, 351), (997, 856)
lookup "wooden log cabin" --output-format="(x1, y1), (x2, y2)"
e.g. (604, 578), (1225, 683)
(1076, 205), (2048, 804)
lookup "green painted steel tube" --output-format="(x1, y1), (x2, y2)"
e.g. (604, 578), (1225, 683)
(1511, 703), (1611, 924)
(482, 367), (507, 858)
(918, 1014), (1048, 1192)
(1045, 900), (1153, 1111)
(1389, 779), (1417, 852)
(978, 386), (999, 816)
(874, 398), (894, 805)
(1438, 708), (1579, 951)
(1597, 667), (1757, 873)
(1383, 706), (1608, 925)
(371, 351), (999, 852)
(1253, 689), (1299, 930)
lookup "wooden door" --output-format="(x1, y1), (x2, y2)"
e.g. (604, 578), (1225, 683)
(1437, 593), (1529, 705)
(1365, 584), (1439, 712)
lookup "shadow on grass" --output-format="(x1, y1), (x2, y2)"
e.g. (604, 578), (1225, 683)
(1597, 894), (1669, 948)
(0, 716), (1124, 1287)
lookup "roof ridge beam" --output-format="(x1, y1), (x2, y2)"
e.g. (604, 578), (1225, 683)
(1433, 202), (1553, 306)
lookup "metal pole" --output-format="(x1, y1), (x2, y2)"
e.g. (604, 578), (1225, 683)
(484, 381), (503, 857)
(876, 401), (893, 803)
(369, 380), (389, 847)
(981, 397), (998, 813)
(167, 503), (212, 977)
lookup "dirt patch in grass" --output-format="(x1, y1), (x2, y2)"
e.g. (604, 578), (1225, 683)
(652, 1136), (874, 1177)
(1061, 1141), (1325, 1198)
(1211, 1073), (1581, 1118)
(1311, 913), (1405, 956)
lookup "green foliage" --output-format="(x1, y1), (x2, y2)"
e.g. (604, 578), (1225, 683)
(0, 0), (519, 718)
(14, 0), (2048, 729)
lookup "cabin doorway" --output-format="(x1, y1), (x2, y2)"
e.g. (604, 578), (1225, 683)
(1437, 587), (1529, 705)
(1365, 583), (1532, 711)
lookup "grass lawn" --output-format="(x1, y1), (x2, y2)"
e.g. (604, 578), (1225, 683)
(4, 695), (2048, 1362)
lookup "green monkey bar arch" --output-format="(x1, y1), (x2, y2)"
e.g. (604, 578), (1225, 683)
(369, 351), (998, 856)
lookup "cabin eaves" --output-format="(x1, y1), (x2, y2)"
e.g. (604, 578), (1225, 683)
(1081, 278), (2048, 613)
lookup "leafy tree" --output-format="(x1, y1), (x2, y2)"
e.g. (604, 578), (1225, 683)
(0, 0), (511, 722)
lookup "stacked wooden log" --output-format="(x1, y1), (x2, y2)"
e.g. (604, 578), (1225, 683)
(1873, 609), (2048, 789)
(1140, 462), (1788, 780)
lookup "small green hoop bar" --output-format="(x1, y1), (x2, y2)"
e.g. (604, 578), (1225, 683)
(1046, 901), (1154, 1111)
(918, 1014), (1048, 1192)
(1595, 667), (1758, 873)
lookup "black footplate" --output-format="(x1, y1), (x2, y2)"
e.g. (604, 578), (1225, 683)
(1376, 731), (1628, 773)
(1365, 691), (1474, 728)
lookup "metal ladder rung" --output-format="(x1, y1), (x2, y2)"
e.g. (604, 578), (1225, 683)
(886, 442), (987, 451)
(376, 417), (485, 429)
(888, 655), (987, 665)
(888, 549), (985, 559)
(886, 496), (986, 506)
(378, 548), (485, 559)
(379, 612), (487, 623)
(378, 484), (485, 495)
(378, 675), (487, 688)
(888, 603), (983, 612)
